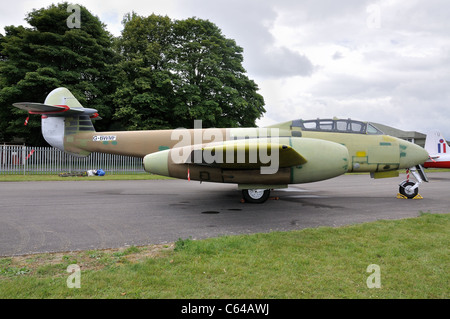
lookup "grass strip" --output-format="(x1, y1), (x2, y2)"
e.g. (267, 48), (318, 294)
(0, 213), (448, 299)
(0, 174), (173, 182)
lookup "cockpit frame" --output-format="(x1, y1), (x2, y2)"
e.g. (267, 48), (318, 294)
(291, 118), (384, 135)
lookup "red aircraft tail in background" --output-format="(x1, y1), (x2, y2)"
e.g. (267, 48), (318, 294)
(424, 130), (450, 168)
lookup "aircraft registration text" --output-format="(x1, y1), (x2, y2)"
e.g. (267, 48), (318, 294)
(93, 135), (117, 142)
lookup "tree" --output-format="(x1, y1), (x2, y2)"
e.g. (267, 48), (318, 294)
(0, 2), (117, 145)
(0, 6), (266, 146)
(112, 13), (175, 130)
(170, 18), (265, 128)
(113, 14), (265, 130)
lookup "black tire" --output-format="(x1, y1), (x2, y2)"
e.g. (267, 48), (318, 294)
(242, 189), (270, 203)
(399, 181), (418, 199)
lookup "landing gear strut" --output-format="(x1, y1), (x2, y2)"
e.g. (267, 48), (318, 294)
(398, 165), (428, 199)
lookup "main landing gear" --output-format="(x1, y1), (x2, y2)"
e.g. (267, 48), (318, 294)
(241, 165), (428, 203)
(398, 165), (428, 199)
(241, 189), (271, 204)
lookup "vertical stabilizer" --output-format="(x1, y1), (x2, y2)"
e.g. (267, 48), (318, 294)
(44, 87), (85, 109)
(424, 130), (449, 156)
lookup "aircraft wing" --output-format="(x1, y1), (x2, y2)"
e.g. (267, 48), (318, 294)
(186, 141), (307, 169)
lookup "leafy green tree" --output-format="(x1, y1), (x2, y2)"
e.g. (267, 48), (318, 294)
(113, 14), (265, 130)
(0, 2), (117, 145)
(1, 6), (265, 146)
(170, 18), (265, 128)
(112, 13), (175, 130)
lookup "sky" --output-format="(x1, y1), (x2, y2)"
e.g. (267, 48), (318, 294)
(1, 0), (450, 139)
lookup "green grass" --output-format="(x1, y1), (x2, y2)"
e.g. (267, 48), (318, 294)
(0, 213), (448, 299)
(2, 168), (448, 182)
(0, 173), (174, 182)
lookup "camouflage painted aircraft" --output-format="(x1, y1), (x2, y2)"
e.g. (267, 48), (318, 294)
(14, 87), (429, 203)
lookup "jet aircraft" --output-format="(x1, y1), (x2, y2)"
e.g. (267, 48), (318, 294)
(13, 87), (429, 203)
(423, 130), (450, 168)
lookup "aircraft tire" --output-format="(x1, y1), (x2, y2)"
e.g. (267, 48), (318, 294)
(242, 189), (270, 203)
(399, 181), (418, 199)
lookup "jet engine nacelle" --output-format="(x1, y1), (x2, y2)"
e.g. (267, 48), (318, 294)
(143, 137), (350, 186)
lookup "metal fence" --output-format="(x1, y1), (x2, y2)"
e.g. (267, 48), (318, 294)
(0, 145), (145, 175)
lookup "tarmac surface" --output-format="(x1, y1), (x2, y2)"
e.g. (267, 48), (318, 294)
(1, 172), (449, 256)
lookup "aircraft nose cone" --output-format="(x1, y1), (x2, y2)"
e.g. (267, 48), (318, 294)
(399, 141), (429, 168)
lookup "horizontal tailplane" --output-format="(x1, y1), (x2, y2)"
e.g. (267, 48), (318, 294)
(13, 87), (100, 157)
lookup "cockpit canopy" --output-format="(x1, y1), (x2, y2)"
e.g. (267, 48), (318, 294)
(292, 118), (384, 135)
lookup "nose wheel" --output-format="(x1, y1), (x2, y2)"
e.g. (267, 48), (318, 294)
(398, 165), (428, 199)
(399, 181), (419, 199)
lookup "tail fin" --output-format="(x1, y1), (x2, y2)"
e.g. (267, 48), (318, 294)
(13, 87), (99, 157)
(424, 130), (449, 156)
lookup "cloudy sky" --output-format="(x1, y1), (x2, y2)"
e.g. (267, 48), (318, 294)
(2, 0), (450, 138)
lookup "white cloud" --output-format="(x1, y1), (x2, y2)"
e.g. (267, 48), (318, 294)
(255, 0), (450, 139)
(171, 0), (316, 78)
(2, 0), (450, 139)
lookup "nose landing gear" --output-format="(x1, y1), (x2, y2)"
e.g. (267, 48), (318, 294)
(398, 165), (428, 199)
